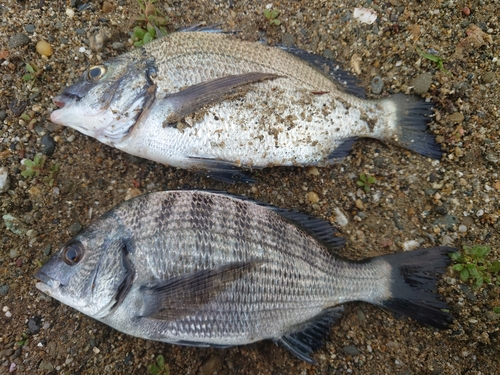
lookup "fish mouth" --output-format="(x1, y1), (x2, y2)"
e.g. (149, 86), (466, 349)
(52, 92), (82, 109)
(34, 268), (62, 290)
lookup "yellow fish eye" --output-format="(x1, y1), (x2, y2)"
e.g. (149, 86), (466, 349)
(87, 65), (106, 81)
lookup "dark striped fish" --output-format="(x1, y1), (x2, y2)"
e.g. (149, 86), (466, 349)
(35, 190), (455, 363)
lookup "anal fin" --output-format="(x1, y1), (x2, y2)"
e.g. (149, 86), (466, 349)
(278, 306), (344, 363)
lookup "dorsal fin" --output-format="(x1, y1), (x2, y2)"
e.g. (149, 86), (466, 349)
(282, 46), (366, 98)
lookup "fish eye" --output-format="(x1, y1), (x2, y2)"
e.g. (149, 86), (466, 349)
(62, 241), (85, 266)
(87, 65), (106, 81)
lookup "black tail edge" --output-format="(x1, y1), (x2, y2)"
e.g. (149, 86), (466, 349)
(377, 246), (457, 329)
(389, 93), (443, 160)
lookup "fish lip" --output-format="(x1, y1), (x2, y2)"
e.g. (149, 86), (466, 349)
(52, 92), (82, 108)
(34, 268), (61, 289)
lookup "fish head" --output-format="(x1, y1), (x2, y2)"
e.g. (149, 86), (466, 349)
(50, 52), (157, 146)
(35, 215), (135, 319)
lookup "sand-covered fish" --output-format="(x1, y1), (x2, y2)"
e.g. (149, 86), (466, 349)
(35, 190), (455, 363)
(50, 31), (442, 181)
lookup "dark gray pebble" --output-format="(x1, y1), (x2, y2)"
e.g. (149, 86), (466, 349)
(41, 133), (56, 156)
(373, 156), (387, 168)
(24, 24), (35, 34)
(433, 215), (458, 230)
(459, 284), (477, 302)
(75, 28), (86, 35)
(28, 316), (43, 334)
(424, 188), (436, 196)
(434, 205), (448, 216)
(68, 222), (82, 236)
(8, 33), (30, 48)
(0, 110), (6, 121)
(343, 345), (360, 355)
(0, 284), (9, 296)
(281, 33), (295, 47)
(371, 76), (383, 95)
(412, 72), (432, 95)
(43, 244), (52, 257)
(322, 49), (334, 60)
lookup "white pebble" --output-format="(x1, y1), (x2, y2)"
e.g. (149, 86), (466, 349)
(2, 306), (9, 312)
(5, 311), (12, 318)
(334, 208), (348, 227)
(476, 209), (484, 217)
(402, 240), (420, 251)
(66, 8), (75, 18)
(458, 225), (467, 233)
(93, 347), (100, 354)
(0, 167), (10, 193)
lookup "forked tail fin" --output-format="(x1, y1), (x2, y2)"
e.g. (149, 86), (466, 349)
(375, 246), (456, 329)
(384, 94), (443, 160)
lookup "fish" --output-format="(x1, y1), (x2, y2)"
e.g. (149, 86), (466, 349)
(50, 30), (442, 182)
(35, 190), (455, 363)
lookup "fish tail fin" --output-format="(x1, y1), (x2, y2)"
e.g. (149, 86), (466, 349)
(374, 246), (456, 329)
(383, 93), (443, 160)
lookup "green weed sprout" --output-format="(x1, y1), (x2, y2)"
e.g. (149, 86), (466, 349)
(356, 173), (376, 193)
(132, 0), (168, 46)
(148, 355), (169, 375)
(21, 154), (60, 187)
(449, 245), (500, 289)
(22, 63), (40, 81)
(416, 47), (452, 77)
(263, 9), (281, 26)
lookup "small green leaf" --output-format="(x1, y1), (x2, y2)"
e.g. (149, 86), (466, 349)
(452, 264), (463, 271)
(143, 32), (153, 44)
(469, 267), (480, 278)
(449, 252), (462, 261)
(460, 268), (469, 282)
(134, 41), (144, 47)
(148, 364), (160, 375)
(465, 263), (475, 269)
(474, 276), (483, 288)
(270, 9), (279, 18)
(490, 261), (500, 273)
(493, 307), (500, 314)
(133, 26), (146, 39)
(272, 19), (281, 26)
(22, 74), (33, 81)
(26, 64), (35, 73)
(147, 23), (156, 39)
(23, 159), (34, 167)
(263, 9), (271, 19)
(157, 355), (165, 369)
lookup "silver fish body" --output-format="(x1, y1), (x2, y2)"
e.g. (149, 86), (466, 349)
(51, 32), (441, 180)
(35, 190), (454, 362)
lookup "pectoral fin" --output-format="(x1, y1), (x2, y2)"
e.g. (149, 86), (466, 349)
(163, 72), (281, 126)
(139, 261), (262, 320)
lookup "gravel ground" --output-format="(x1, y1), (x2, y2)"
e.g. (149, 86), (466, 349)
(1, 0), (499, 374)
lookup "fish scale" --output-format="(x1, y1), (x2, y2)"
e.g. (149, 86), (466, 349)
(50, 31), (442, 181)
(36, 190), (455, 362)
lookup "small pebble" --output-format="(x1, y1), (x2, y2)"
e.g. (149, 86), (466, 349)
(102, 1), (114, 13)
(306, 166), (320, 176)
(68, 222), (82, 236)
(41, 133), (56, 156)
(334, 208), (348, 227)
(402, 240), (420, 251)
(36, 40), (53, 57)
(282, 33), (295, 46)
(0, 167), (10, 193)
(343, 345), (360, 355)
(8, 33), (30, 48)
(412, 72), (432, 95)
(0, 285), (9, 296)
(0, 110), (7, 121)
(25, 24), (36, 34)
(458, 225), (467, 233)
(28, 316), (42, 334)
(306, 191), (320, 203)
(462, 7), (471, 16)
(482, 72), (495, 83)
(448, 112), (464, 124)
(111, 42), (125, 50)
(371, 76), (383, 94)
(66, 8), (75, 18)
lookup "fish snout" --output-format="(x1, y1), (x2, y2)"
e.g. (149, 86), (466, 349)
(52, 95), (66, 108)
